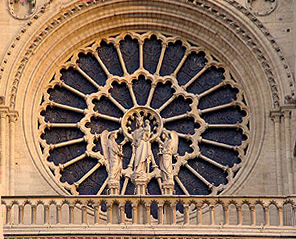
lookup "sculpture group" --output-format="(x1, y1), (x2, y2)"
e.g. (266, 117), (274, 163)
(101, 114), (178, 195)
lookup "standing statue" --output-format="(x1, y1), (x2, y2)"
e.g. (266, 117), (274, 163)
(132, 116), (152, 180)
(158, 130), (178, 185)
(101, 130), (123, 194)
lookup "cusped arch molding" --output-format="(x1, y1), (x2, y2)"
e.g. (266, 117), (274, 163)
(0, 0), (292, 195)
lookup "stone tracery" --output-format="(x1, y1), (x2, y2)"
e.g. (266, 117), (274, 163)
(38, 31), (249, 196)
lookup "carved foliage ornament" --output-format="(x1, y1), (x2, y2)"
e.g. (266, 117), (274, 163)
(38, 32), (250, 196)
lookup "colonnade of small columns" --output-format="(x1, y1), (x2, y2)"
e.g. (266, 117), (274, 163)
(2, 196), (295, 227)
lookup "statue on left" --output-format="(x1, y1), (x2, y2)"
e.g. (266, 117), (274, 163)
(101, 130), (123, 194)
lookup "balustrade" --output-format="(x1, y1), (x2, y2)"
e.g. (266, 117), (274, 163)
(2, 195), (296, 236)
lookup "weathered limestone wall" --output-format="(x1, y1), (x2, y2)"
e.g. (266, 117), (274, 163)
(0, 0), (295, 197)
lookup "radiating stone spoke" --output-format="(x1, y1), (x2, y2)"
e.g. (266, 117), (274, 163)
(76, 66), (101, 89)
(198, 81), (225, 98)
(183, 64), (210, 89)
(74, 163), (101, 188)
(50, 101), (85, 114)
(107, 95), (128, 113)
(176, 132), (192, 140)
(94, 112), (121, 123)
(127, 83), (138, 106)
(115, 44), (128, 75)
(139, 40), (144, 69)
(46, 122), (78, 128)
(174, 175), (190, 195)
(200, 138), (235, 150)
(120, 177), (130, 195)
(61, 81), (86, 98)
(200, 101), (236, 114)
(155, 43), (167, 75)
(207, 123), (240, 129)
(93, 53), (111, 76)
(97, 178), (108, 195)
(173, 51), (188, 75)
(157, 95), (177, 112)
(199, 153), (227, 171)
(185, 163), (212, 188)
(50, 137), (85, 149)
(145, 83), (156, 107)
(59, 153), (86, 170)
(163, 113), (189, 123)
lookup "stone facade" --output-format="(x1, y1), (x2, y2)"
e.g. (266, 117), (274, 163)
(0, 0), (295, 238)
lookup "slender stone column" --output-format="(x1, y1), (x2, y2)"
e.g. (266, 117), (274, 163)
(8, 111), (18, 196)
(270, 111), (283, 194)
(0, 106), (9, 195)
(282, 108), (294, 194)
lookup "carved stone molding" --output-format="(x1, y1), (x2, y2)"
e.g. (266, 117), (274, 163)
(0, 0), (293, 109)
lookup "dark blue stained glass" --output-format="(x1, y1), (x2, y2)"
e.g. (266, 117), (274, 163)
(97, 41), (123, 76)
(151, 82), (175, 109)
(164, 117), (198, 135)
(177, 51), (207, 86)
(122, 142), (132, 169)
(124, 180), (135, 195)
(160, 96), (192, 118)
(41, 107), (84, 123)
(61, 68), (97, 95)
(132, 75), (151, 105)
(199, 142), (240, 167)
(188, 158), (228, 187)
(120, 35), (139, 74)
(125, 202), (133, 219)
(202, 107), (246, 124)
(143, 35), (162, 74)
(48, 86), (87, 109)
(174, 179), (185, 195)
(93, 96), (123, 118)
(201, 128), (246, 146)
(109, 81), (133, 109)
(92, 138), (103, 154)
(178, 166), (211, 195)
(150, 203), (158, 219)
(147, 178), (161, 195)
(178, 138), (193, 156)
(42, 128), (83, 145)
(78, 166), (108, 195)
(60, 157), (98, 185)
(160, 41), (186, 76)
(187, 66), (225, 95)
(77, 53), (107, 86)
(48, 143), (86, 166)
(86, 117), (120, 134)
(198, 84), (238, 110)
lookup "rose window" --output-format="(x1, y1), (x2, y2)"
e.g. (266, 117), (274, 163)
(38, 32), (249, 196)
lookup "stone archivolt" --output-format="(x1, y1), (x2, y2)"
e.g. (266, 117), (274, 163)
(38, 32), (249, 196)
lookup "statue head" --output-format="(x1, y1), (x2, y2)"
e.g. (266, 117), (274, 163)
(136, 115), (144, 128)
(109, 131), (117, 140)
(162, 130), (170, 140)
(145, 119), (150, 126)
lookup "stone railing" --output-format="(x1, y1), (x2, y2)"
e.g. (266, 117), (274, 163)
(2, 195), (296, 237)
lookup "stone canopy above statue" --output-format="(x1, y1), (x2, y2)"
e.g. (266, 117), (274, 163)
(38, 31), (249, 196)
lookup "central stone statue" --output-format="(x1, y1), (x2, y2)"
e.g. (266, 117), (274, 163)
(132, 116), (152, 181)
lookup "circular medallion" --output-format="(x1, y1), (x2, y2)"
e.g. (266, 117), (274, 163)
(38, 32), (249, 196)
(246, 0), (277, 16)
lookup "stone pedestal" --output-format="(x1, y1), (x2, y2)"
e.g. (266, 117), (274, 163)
(108, 180), (120, 195)
(162, 183), (174, 195)
(133, 178), (148, 195)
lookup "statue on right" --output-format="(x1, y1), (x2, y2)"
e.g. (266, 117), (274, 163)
(158, 130), (178, 185)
